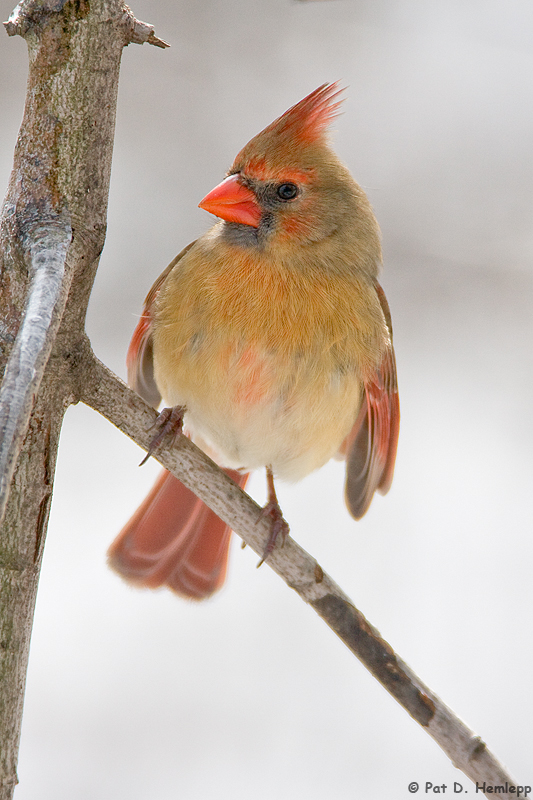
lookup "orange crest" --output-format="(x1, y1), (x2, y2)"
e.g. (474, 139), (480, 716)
(232, 83), (345, 176)
(262, 83), (344, 145)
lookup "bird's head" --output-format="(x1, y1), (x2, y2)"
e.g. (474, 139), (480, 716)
(199, 84), (381, 263)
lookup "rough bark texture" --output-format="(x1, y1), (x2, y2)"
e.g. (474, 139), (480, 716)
(0, 2), (164, 795)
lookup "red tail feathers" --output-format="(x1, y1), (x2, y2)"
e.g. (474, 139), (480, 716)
(108, 469), (250, 600)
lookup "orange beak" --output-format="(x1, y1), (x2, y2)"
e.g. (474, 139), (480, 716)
(198, 174), (262, 228)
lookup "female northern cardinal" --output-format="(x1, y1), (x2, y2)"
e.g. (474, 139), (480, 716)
(108, 84), (399, 600)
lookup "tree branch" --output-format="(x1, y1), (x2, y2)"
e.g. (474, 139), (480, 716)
(120, 4), (170, 48)
(79, 342), (520, 795)
(0, 2), (169, 796)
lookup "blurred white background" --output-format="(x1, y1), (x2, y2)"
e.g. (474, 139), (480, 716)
(1, 0), (532, 796)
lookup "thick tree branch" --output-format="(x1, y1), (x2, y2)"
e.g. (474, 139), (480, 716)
(0, 2), (168, 796)
(79, 342), (520, 794)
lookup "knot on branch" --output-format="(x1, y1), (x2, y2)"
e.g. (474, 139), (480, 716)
(121, 5), (169, 49)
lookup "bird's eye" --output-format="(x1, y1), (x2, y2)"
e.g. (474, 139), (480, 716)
(276, 183), (299, 201)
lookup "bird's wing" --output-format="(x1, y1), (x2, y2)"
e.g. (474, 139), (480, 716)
(343, 282), (400, 519)
(126, 241), (196, 408)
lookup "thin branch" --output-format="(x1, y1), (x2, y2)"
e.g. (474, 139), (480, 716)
(0, 216), (71, 525)
(79, 341), (521, 795)
(120, 4), (170, 48)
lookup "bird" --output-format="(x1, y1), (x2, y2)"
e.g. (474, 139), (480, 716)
(108, 83), (399, 600)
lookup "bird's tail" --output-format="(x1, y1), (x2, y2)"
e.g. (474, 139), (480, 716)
(108, 468), (250, 600)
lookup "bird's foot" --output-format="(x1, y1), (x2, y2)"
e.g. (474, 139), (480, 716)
(256, 501), (289, 567)
(139, 406), (186, 466)
(256, 466), (289, 566)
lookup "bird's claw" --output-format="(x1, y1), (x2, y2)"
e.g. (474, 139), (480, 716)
(139, 405), (185, 466)
(256, 500), (289, 567)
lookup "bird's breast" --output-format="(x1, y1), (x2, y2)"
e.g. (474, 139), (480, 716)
(151, 241), (385, 478)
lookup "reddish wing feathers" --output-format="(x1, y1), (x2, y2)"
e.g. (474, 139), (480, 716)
(126, 243), (196, 408)
(108, 469), (250, 600)
(344, 282), (400, 519)
(126, 312), (161, 408)
(373, 283), (400, 495)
